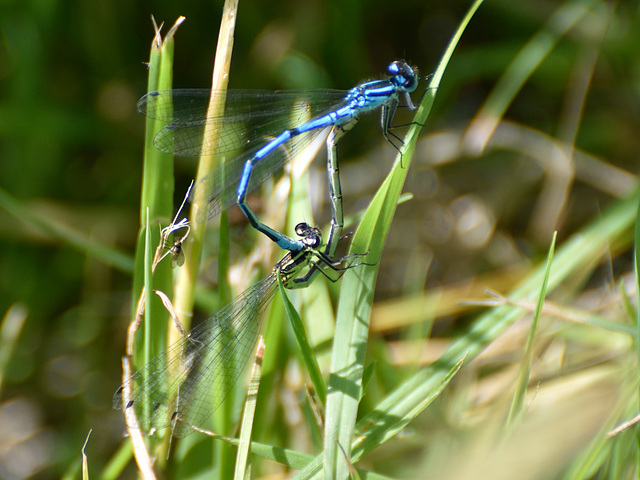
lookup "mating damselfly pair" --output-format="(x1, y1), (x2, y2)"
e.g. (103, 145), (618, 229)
(114, 60), (422, 438)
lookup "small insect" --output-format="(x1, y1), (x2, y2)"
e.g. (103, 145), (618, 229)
(152, 181), (193, 271)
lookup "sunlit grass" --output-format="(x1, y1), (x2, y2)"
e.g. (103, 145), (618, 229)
(2, 0), (640, 479)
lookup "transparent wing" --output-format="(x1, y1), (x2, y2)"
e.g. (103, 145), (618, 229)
(196, 125), (331, 221)
(113, 273), (278, 438)
(137, 89), (347, 157)
(139, 88), (348, 221)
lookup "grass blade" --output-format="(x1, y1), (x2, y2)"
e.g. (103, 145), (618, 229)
(507, 232), (557, 427)
(320, 2), (483, 478)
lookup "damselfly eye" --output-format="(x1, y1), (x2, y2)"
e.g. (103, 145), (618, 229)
(295, 222), (311, 235)
(388, 61), (418, 91)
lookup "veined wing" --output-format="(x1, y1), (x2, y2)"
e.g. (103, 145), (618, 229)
(113, 272), (278, 438)
(137, 89), (347, 157)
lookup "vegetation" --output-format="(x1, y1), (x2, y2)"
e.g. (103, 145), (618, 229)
(1, 0), (639, 478)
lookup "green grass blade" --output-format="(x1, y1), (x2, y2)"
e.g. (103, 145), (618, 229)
(297, 188), (636, 480)
(279, 276), (327, 402)
(234, 338), (265, 480)
(132, 18), (182, 369)
(82, 430), (91, 480)
(0, 186), (133, 273)
(207, 437), (394, 479)
(319, 2), (483, 478)
(141, 210), (153, 427)
(125, 17), (185, 466)
(172, 0), (238, 337)
(350, 353), (466, 461)
(507, 232), (557, 427)
(466, 0), (600, 151)
(163, 2), (239, 477)
(0, 304), (27, 395)
(98, 441), (133, 480)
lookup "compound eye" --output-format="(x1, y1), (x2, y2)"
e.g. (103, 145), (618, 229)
(295, 223), (309, 236)
(388, 61), (400, 75)
(304, 233), (321, 248)
(388, 61), (418, 90)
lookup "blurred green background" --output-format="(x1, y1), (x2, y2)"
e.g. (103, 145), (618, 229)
(1, 0), (639, 478)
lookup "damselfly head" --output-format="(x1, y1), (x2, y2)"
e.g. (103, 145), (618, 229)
(295, 222), (322, 248)
(388, 60), (418, 93)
